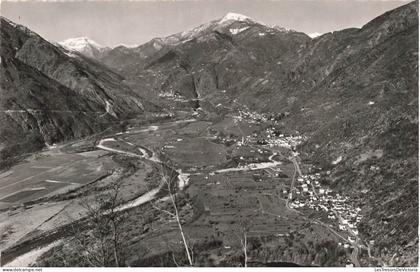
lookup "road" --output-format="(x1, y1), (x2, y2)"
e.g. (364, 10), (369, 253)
(214, 150), (282, 174)
(286, 162), (296, 209)
(286, 155), (307, 209)
(333, 210), (363, 267)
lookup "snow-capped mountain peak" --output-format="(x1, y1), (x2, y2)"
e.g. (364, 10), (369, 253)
(308, 32), (322, 38)
(60, 37), (103, 50)
(220, 12), (253, 24)
(59, 37), (108, 58)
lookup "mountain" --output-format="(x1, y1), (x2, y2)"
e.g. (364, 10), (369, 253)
(0, 1), (417, 266)
(0, 17), (147, 169)
(97, 2), (418, 265)
(59, 37), (110, 59)
(98, 12), (309, 109)
(289, 2), (418, 264)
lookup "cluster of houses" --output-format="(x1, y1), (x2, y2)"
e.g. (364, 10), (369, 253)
(236, 110), (270, 123)
(229, 110), (304, 152)
(236, 109), (289, 123)
(264, 127), (305, 149)
(207, 110), (367, 265)
(158, 91), (178, 98)
(288, 173), (363, 246)
(233, 124), (304, 152)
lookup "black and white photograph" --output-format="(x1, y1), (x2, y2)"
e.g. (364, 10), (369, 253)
(0, 0), (418, 269)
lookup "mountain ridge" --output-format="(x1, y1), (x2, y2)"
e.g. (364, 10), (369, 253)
(0, 16), (153, 170)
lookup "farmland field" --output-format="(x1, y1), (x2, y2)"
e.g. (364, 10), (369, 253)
(0, 113), (358, 267)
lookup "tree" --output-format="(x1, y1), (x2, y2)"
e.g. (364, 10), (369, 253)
(70, 182), (128, 266)
(151, 164), (194, 266)
(235, 219), (251, 267)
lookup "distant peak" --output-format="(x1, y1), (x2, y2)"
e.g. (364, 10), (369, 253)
(308, 32), (322, 38)
(113, 43), (139, 49)
(59, 37), (103, 49)
(59, 37), (108, 58)
(218, 12), (293, 33)
(220, 12), (253, 24)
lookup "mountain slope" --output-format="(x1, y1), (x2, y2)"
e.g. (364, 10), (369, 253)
(0, 17), (146, 169)
(294, 2), (418, 265)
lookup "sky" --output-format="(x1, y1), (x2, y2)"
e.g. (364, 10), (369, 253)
(2, 0), (411, 47)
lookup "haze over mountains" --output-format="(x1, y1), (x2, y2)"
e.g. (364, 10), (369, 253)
(0, 1), (418, 267)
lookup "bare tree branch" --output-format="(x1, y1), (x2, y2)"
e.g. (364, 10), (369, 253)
(152, 161), (193, 267)
(67, 181), (127, 266)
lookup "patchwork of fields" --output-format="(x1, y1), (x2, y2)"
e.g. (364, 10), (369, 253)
(1, 114), (348, 266)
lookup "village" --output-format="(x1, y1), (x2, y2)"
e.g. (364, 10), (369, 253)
(232, 109), (365, 251)
(234, 109), (305, 149)
(155, 108), (367, 266)
(288, 173), (363, 246)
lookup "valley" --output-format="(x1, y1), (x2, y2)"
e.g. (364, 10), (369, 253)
(0, 108), (378, 267)
(0, 0), (418, 267)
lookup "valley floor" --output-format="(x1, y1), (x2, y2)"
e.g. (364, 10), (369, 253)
(0, 111), (405, 267)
